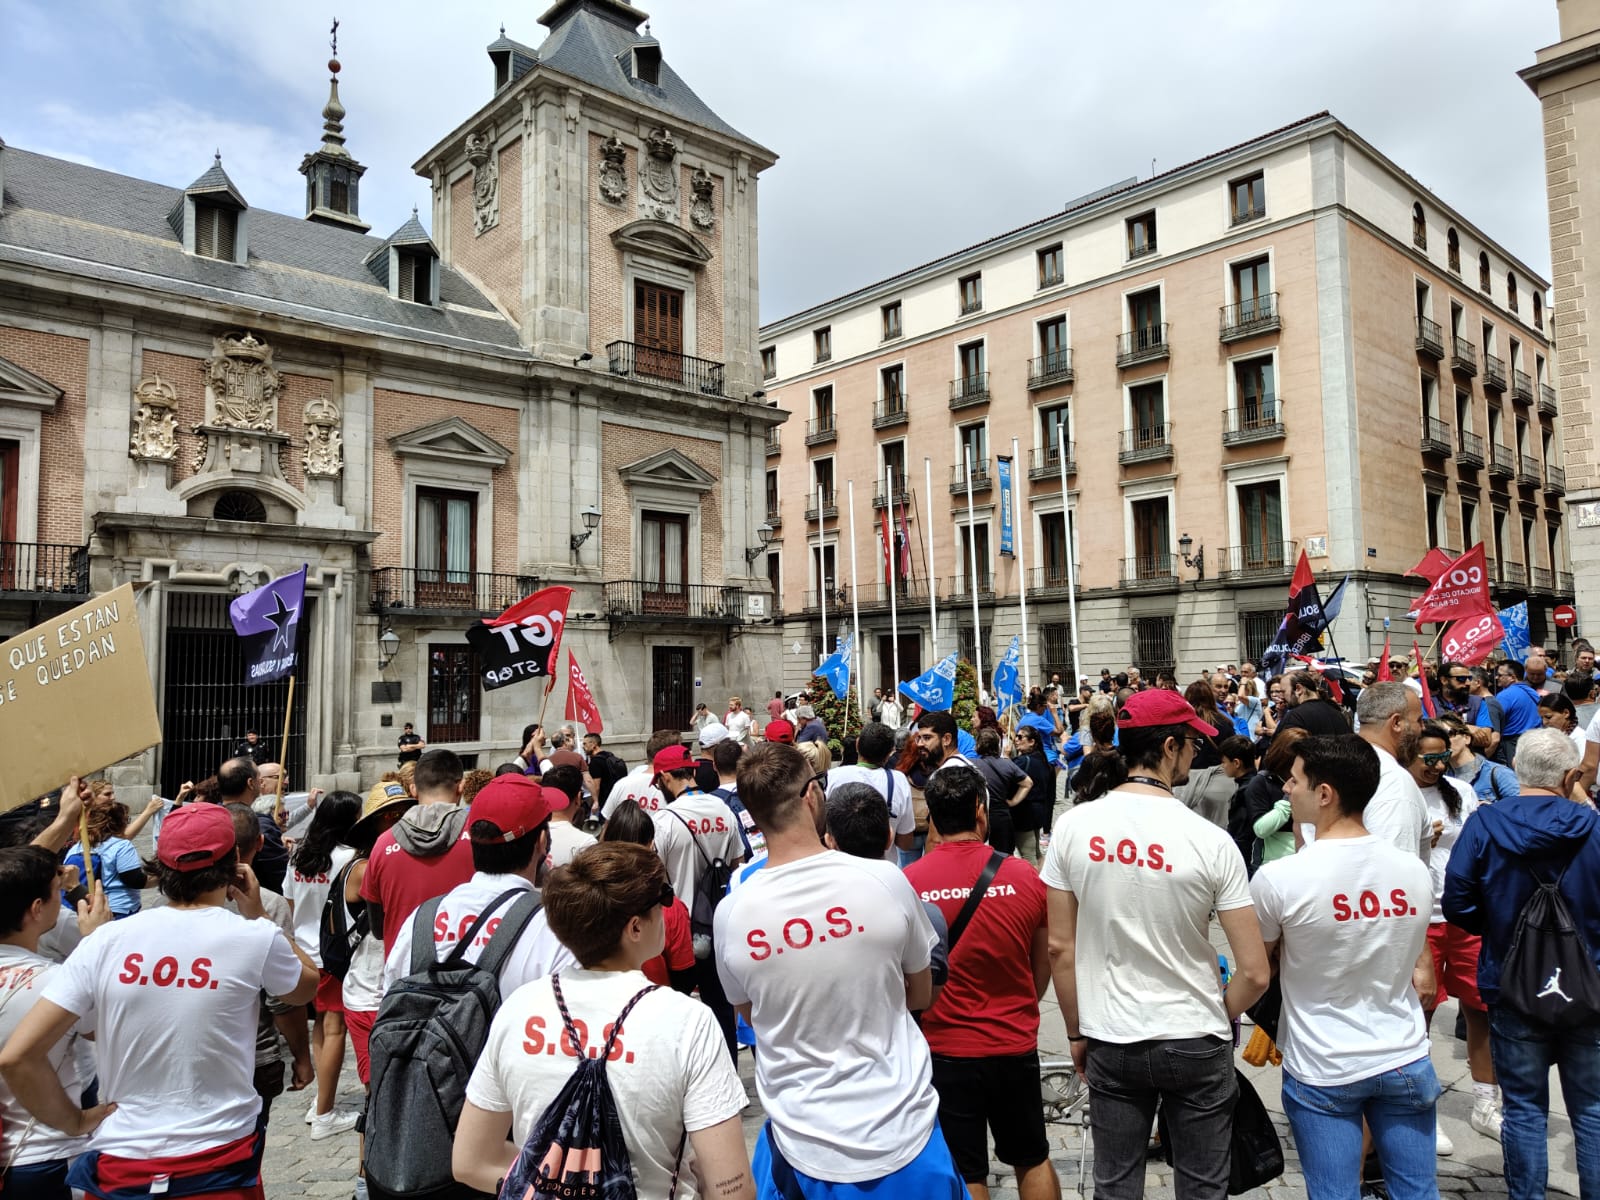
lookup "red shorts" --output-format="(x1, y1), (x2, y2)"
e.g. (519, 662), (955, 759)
(1427, 922), (1485, 1012)
(345, 1007), (376, 1084)
(315, 970), (344, 1014)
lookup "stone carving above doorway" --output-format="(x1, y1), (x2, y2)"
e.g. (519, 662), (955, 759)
(129, 374), (179, 461)
(205, 331), (282, 431)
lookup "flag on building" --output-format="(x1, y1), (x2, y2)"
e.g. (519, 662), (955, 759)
(900, 653), (957, 712)
(565, 651), (603, 733)
(816, 633), (853, 699)
(228, 565), (307, 685)
(466, 585), (573, 691)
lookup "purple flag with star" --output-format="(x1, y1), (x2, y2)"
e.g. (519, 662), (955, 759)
(229, 566), (307, 685)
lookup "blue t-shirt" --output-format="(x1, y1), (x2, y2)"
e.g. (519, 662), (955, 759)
(956, 729), (976, 758)
(1497, 681), (1543, 737)
(1017, 712), (1059, 765)
(66, 837), (143, 916)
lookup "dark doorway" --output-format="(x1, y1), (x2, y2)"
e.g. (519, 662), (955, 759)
(651, 646), (694, 732)
(161, 591), (311, 796)
(427, 644), (482, 744)
(878, 631), (922, 696)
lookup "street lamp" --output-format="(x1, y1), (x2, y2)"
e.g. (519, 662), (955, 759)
(1178, 532), (1205, 581)
(744, 522), (775, 565)
(570, 505), (602, 552)
(377, 626), (401, 670)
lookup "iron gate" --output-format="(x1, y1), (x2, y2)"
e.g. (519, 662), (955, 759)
(161, 591), (311, 796)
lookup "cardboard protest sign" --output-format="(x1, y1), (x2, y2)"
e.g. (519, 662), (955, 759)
(0, 584), (162, 813)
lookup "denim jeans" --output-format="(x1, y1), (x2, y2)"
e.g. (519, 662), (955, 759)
(1280, 1055), (1439, 1200)
(1489, 1005), (1600, 1200)
(1084, 1035), (1236, 1200)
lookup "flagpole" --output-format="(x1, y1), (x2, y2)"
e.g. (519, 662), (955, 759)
(1057, 437), (1082, 688)
(78, 799), (94, 893)
(816, 483), (827, 681)
(537, 673), (556, 730)
(847, 479), (863, 732)
(273, 674), (296, 823)
(1011, 437), (1032, 693)
(964, 446), (984, 712)
(887, 465), (902, 700)
(925, 457), (939, 660)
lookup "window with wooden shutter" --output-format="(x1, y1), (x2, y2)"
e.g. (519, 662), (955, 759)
(193, 204), (237, 262)
(635, 281), (684, 380)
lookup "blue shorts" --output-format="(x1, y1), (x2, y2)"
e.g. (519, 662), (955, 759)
(752, 1120), (966, 1200)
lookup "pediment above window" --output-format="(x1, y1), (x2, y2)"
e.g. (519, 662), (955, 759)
(0, 353), (64, 410)
(617, 448), (715, 493)
(389, 416), (512, 467)
(610, 219), (711, 270)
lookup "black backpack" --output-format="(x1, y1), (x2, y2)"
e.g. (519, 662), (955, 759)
(318, 860), (367, 982)
(365, 888), (542, 1200)
(499, 975), (683, 1200)
(1498, 854), (1600, 1026)
(664, 809), (733, 954)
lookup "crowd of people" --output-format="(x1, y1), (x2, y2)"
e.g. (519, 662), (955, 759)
(0, 643), (1595, 1200)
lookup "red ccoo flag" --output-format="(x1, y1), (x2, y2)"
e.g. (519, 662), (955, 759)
(1376, 633), (1393, 681)
(1406, 547), (1457, 585)
(1413, 640), (1437, 718)
(565, 650), (603, 733)
(1411, 544), (1493, 629)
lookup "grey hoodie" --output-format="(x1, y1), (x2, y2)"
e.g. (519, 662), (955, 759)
(392, 801), (468, 857)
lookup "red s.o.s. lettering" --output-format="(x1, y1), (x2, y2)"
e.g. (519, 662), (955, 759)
(1088, 836), (1107, 862)
(118, 953), (143, 984)
(522, 1014), (547, 1055)
(748, 929), (772, 961)
(825, 906), (853, 939)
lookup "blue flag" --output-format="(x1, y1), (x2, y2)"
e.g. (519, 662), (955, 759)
(997, 457), (1014, 555)
(229, 566), (307, 685)
(992, 635), (1023, 712)
(1499, 602), (1531, 663)
(1321, 575), (1351, 624)
(816, 633), (853, 699)
(900, 653), (958, 712)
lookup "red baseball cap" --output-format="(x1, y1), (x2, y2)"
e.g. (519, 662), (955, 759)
(1116, 689), (1218, 738)
(157, 803), (236, 871)
(467, 775), (553, 843)
(652, 744), (697, 775)
(764, 719), (796, 744)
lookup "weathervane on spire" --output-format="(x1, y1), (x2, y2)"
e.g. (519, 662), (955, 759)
(330, 17), (339, 58)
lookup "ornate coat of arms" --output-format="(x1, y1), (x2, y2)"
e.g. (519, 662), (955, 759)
(129, 374), (178, 461)
(205, 332), (282, 431)
(598, 136), (628, 206)
(465, 127), (499, 235)
(640, 127), (678, 217)
(690, 167), (715, 231)
(303, 394), (344, 478)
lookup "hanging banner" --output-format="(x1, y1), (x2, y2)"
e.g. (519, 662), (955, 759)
(996, 456), (1014, 556)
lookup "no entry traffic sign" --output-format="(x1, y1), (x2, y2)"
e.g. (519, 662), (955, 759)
(1554, 604), (1578, 629)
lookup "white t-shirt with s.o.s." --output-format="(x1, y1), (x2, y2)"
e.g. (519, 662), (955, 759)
(0, 946), (90, 1168)
(466, 968), (745, 1200)
(1251, 834), (1433, 1087)
(713, 851), (939, 1183)
(1041, 791), (1252, 1043)
(652, 795), (744, 908)
(602, 766), (664, 819)
(42, 905), (304, 1157)
(825, 765), (915, 861)
(283, 845), (357, 962)
(381, 873), (575, 998)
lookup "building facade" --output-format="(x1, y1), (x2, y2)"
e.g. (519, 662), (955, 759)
(1523, 0), (1600, 640)
(0, 0), (781, 797)
(759, 114), (1569, 692)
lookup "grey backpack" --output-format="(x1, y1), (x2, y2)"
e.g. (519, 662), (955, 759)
(364, 888), (541, 1200)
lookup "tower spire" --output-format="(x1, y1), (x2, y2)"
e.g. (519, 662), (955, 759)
(299, 16), (370, 232)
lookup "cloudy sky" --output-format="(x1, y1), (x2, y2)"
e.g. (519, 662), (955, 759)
(1, 0), (1562, 324)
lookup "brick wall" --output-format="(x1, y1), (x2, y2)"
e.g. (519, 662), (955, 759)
(682, 162), (724, 360)
(599, 420), (723, 584)
(369, 389), (521, 571)
(448, 137), (523, 324)
(588, 132), (632, 352)
(0, 324), (89, 543)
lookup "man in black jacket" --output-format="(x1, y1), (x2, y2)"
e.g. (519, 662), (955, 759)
(1273, 670), (1350, 738)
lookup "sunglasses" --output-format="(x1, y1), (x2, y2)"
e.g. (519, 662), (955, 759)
(807, 772), (828, 793)
(1419, 752), (1452, 767)
(638, 880), (675, 916)
(1448, 675), (1470, 683)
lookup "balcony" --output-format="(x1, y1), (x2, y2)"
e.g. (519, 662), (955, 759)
(1117, 324), (1170, 368)
(1119, 423), (1174, 465)
(1483, 354), (1507, 393)
(1450, 336), (1478, 376)
(945, 572), (996, 602)
(1216, 541), (1298, 581)
(1559, 571), (1574, 595)
(1513, 370), (1534, 404)
(1119, 554), (1179, 591)
(1539, 383), (1558, 417)
(949, 372), (990, 410)
(1418, 417), (1452, 457)
(369, 567), (539, 616)
(603, 581), (744, 624)
(1222, 402), (1284, 447)
(765, 428), (781, 457)
(1546, 464), (1566, 497)
(1455, 430), (1485, 469)
(802, 496), (838, 523)
(1531, 567), (1555, 594)
(1219, 293), (1280, 342)
(0, 542), (90, 597)
(1028, 350), (1074, 390)
(605, 341), (725, 397)
(1028, 443), (1077, 481)
(764, 507), (781, 530)
(1518, 455), (1542, 488)
(1495, 561), (1527, 589)
(801, 584), (851, 612)
(1027, 566), (1080, 597)
(949, 459), (992, 494)
(872, 396), (909, 430)
(1489, 443), (1515, 479)
(1415, 316), (1445, 359)
(804, 416), (836, 447)
(872, 475), (911, 510)
(861, 579), (932, 609)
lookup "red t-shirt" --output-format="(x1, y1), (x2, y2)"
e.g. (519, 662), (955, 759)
(360, 825), (476, 957)
(904, 841), (1048, 1057)
(641, 898), (695, 988)
(766, 698), (785, 721)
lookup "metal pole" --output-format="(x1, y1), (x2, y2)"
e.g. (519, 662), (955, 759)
(816, 483), (827, 672)
(964, 445), (984, 712)
(1012, 437), (1031, 698)
(847, 479), (863, 728)
(1058, 436), (1083, 688)
(925, 456), (939, 660)
(887, 464), (902, 698)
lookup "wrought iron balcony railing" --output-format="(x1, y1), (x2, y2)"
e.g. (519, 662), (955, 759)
(1483, 353), (1507, 392)
(1456, 429), (1485, 469)
(1488, 444), (1515, 479)
(1539, 383), (1558, 417)
(945, 572), (996, 601)
(1119, 554), (1178, 590)
(1029, 443), (1076, 481)
(1512, 370), (1534, 404)
(1219, 293), (1280, 342)
(0, 542), (90, 596)
(603, 580), (744, 622)
(1028, 566), (1080, 596)
(1546, 464), (1566, 496)
(605, 341), (726, 397)
(765, 428), (781, 456)
(1420, 418), (1452, 457)
(872, 396), (909, 429)
(1028, 350), (1074, 389)
(1120, 423), (1174, 464)
(805, 416), (836, 446)
(949, 372), (991, 410)
(872, 474), (911, 510)
(1117, 324), (1170, 367)
(1450, 336), (1478, 376)
(369, 567), (538, 615)
(1222, 402), (1284, 446)
(1518, 455), (1542, 487)
(949, 459), (992, 494)
(1216, 541), (1298, 580)
(803, 497), (838, 523)
(1415, 316), (1445, 359)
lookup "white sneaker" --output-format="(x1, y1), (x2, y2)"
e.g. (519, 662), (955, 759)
(310, 1109), (359, 1140)
(1435, 1123), (1454, 1156)
(1471, 1101), (1503, 1142)
(305, 1099), (318, 1124)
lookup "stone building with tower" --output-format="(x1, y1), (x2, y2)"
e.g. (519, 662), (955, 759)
(0, 0), (781, 796)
